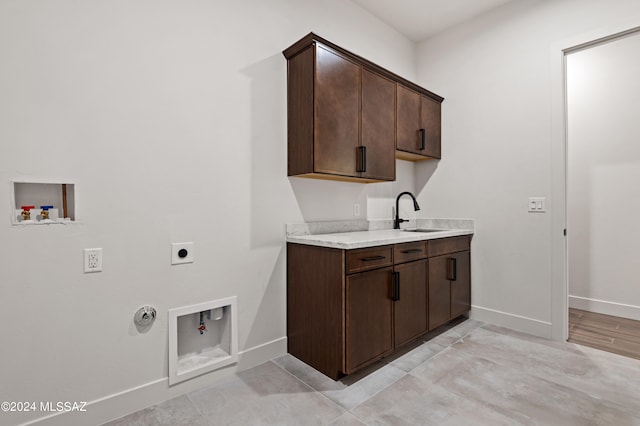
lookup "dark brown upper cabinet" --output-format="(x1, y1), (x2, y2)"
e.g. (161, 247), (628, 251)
(284, 33), (443, 183)
(361, 69), (396, 181)
(313, 45), (361, 178)
(396, 85), (442, 160)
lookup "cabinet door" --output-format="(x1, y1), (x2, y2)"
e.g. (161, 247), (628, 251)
(421, 95), (441, 159)
(396, 84), (422, 155)
(450, 251), (471, 319)
(345, 267), (394, 373)
(361, 69), (395, 181)
(428, 254), (451, 330)
(394, 260), (428, 346)
(314, 45), (360, 177)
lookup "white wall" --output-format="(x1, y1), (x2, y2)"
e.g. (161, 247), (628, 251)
(0, 1), (416, 425)
(567, 32), (640, 320)
(414, 0), (640, 337)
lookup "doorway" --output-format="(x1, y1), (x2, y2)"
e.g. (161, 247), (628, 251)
(565, 30), (640, 357)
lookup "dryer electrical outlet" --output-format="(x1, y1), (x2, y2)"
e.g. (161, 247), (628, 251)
(171, 242), (194, 265)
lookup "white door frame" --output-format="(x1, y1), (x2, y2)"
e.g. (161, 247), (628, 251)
(550, 20), (640, 341)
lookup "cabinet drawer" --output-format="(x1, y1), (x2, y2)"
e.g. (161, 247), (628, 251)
(346, 246), (393, 274)
(428, 236), (471, 257)
(394, 241), (428, 264)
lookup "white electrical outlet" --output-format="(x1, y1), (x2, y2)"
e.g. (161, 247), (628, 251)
(353, 203), (361, 217)
(84, 248), (103, 273)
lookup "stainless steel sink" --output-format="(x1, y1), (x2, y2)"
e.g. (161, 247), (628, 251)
(403, 229), (446, 233)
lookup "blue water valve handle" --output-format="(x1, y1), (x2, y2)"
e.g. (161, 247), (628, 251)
(40, 205), (54, 210)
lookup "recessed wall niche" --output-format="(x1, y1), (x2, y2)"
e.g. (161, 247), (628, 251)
(12, 181), (76, 225)
(168, 296), (238, 386)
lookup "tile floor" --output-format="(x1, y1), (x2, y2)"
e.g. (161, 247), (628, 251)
(104, 319), (640, 425)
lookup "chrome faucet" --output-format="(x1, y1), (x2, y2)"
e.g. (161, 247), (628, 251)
(394, 192), (420, 229)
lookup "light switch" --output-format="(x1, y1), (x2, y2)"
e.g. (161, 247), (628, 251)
(528, 197), (546, 213)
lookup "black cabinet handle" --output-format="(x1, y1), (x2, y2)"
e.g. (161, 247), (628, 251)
(448, 257), (457, 281)
(419, 128), (426, 150)
(401, 248), (423, 254)
(361, 255), (385, 262)
(356, 146), (367, 172)
(390, 272), (395, 300)
(392, 271), (400, 301)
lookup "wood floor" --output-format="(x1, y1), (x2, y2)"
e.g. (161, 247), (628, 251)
(569, 308), (640, 360)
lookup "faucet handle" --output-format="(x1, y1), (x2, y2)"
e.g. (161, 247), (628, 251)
(394, 217), (410, 229)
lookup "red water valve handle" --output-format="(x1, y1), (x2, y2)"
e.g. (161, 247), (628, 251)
(21, 205), (35, 211)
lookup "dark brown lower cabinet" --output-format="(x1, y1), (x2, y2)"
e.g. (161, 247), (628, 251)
(428, 250), (471, 330)
(451, 251), (471, 318)
(345, 267), (394, 373)
(345, 259), (428, 373)
(428, 254), (451, 330)
(393, 259), (428, 347)
(287, 244), (345, 379)
(287, 235), (471, 380)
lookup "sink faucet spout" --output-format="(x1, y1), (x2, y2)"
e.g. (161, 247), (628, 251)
(394, 192), (420, 229)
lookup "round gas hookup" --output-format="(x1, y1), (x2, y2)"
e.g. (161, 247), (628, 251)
(134, 306), (157, 327)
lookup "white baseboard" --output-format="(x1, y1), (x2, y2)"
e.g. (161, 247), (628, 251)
(470, 305), (553, 339)
(569, 295), (640, 321)
(21, 337), (287, 426)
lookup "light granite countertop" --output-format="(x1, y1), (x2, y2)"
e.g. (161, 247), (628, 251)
(286, 218), (474, 250)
